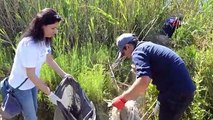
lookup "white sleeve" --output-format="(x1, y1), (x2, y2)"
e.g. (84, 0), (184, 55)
(18, 41), (39, 68)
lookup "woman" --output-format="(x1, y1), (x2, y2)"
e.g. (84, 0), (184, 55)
(8, 8), (70, 120)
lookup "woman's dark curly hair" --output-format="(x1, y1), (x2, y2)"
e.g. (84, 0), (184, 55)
(21, 8), (62, 45)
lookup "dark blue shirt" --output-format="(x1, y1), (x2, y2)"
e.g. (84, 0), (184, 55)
(162, 16), (181, 38)
(132, 42), (195, 94)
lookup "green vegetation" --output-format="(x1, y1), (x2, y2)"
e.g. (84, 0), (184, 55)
(0, 0), (212, 119)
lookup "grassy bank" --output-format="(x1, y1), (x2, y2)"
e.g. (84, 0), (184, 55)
(0, 0), (212, 119)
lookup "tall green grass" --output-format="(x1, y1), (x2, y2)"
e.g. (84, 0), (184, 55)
(177, 46), (213, 119)
(40, 42), (111, 101)
(0, 45), (12, 78)
(39, 42), (113, 119)
(0, 0), (212, 119)
(193, 49), (213, 119)
(174, 1), (213, 118)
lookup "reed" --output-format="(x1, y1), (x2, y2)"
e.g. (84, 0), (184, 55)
(0, 0), (212, 119)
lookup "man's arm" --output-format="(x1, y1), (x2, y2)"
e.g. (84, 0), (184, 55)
(111, 76), (151, 110)
(122, 76), (151, 100)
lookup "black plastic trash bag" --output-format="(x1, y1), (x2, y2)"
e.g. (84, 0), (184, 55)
(54, 77), (96, 120)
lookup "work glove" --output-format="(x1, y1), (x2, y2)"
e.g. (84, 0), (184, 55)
(63, 73), (73, 79)
(112, 96), (127, 110)
(48, 92), (61, 105)
(153, 100), (160, 115)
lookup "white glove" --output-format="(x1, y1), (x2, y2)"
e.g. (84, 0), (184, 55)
(48, 92), (61, 105)
(153, 101), (160, 115)
(63, 73), (73, 78)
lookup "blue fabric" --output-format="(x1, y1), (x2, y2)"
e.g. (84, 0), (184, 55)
(0, 77), (22, 119)
(117, 33), (136, 52)
(132, 42), (195, 119)
(13, 87), (38, 120)
(159, 92), (194, 120)
(1, 92), (22, 119)
(0, 77), (9, 99)
(132, 42), (196, 95)
(162, 16), (179, 38)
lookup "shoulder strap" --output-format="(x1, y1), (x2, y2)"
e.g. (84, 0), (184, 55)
(15, 78), (28, 89)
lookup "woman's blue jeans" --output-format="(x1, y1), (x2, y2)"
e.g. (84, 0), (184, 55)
(13, 87), (38, 120)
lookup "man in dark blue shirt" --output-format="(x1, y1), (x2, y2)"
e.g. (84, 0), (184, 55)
(161, 16), (182, 38)
(112, 33), (195, 120)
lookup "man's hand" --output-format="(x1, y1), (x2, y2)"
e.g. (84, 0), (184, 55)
(48, 92), (61, 105)
(112, 96), (127, 110)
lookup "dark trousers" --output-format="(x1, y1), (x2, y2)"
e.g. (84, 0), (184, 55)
(159, 92), (194, 120)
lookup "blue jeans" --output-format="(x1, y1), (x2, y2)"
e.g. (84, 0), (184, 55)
(13, 87), (38, 120)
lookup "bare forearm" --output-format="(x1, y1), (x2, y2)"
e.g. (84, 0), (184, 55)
(27, 74), (51, 95)
(46, 55), (66, 77)
(48, 60), (66, 77)
(122, 76), (150, 100)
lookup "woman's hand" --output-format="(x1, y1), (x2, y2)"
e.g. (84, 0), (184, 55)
(63, 73), (73, 79)
(48, 92), (61, 105)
